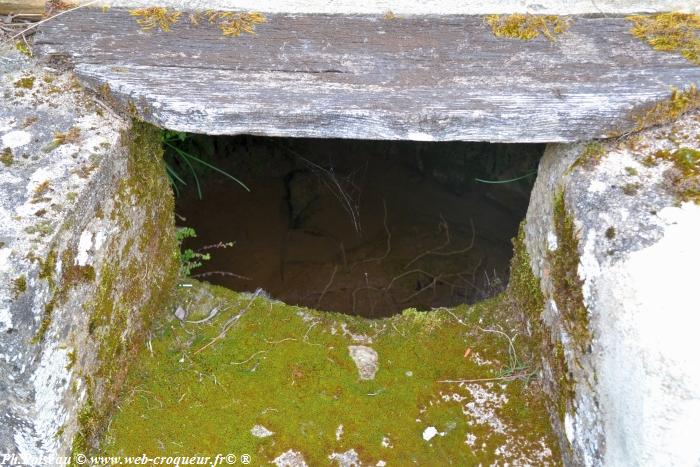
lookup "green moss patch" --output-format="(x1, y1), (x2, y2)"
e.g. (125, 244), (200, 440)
(628, 13), (700, 65)
(633, 85), (700, 131)
(550, 193), (590, 349)
(572, 142), (606, 170)
(101, 280), (559, 465)
(646, 147), (700, 203)
(129, 8), (266, 37)
(508, 224), (571, 458)
(486, 14), (570, 42)
(15, 41), (32, 57)
(14, 76), (35, 89)
(72, 121), (179, 455)
(1, 148), (13, 167)
(12, 275), (27, 298)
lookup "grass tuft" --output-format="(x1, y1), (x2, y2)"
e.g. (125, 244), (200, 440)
(162, 130), (250, 199)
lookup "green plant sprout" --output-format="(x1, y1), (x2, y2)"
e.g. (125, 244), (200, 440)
(161, 130), (250, 199)
(176, 227), (210, 276)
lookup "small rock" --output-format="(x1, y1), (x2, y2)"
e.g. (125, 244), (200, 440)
(348, 345), (378, 380)
(174, 306), (186, 321)
(423, 426), (437, 441)
(273, 450), (308, 467)
(251, 424), (274, 438)
(422, 426), (444, 441)
(381, 436), (392, 448)
(335, 424), (344, 441)
(329, 449), (361, 467)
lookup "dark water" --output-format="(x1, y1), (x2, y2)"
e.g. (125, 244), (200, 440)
(173, 136), (543, 318)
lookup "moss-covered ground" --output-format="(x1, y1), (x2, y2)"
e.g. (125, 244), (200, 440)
(101, 280), (559, 465)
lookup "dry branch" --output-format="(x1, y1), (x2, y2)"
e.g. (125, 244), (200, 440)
(193, 289), (261, 355)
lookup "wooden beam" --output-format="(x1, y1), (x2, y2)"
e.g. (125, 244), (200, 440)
(35, 9), (700, 142)
(0, 1), (44, 15)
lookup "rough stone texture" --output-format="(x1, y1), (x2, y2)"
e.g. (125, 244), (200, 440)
(0, 51), (177, 457)
(34, 9), (700, 142)
(524, 110), (700, 465)
(347, 345), (379, 380)
(273, 450), (309, 467)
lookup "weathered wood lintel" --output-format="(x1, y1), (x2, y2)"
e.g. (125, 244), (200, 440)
(35, 9), (700, 142)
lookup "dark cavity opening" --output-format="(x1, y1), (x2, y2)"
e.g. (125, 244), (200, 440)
(172, 136), (544, 318)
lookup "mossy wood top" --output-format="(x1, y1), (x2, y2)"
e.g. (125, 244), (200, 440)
(36, 10), (700, 142)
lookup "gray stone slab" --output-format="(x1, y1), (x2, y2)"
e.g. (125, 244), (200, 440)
(34, 9), (700, 142)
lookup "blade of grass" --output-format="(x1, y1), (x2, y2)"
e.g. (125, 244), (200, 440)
(165, 161), (188, 186)
(170, 175), (180, 197)
(164, 142), (251, 192)
(178, 150), (204, 199)
(474, 170), (537, 184)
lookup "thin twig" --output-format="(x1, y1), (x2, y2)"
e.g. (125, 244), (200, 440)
(283, 143), (362, 233)
(193, 290), (261, 355)
(478, 325), (519, 369)
(303, 321), (318, 342)
(351, 285), (383, 315)
(231, 350), (268, 365)
(185, 306), (220, 324)
(350, 199), (391, 270)
(316, 265), (338, 308)
(197, 241), (235, 251)
(191, 270), (251, 280)
(397, 274), (441, 303)
(443, 308), (468, 327)
(264, 337), (298, 345)
(437, 371), (532, 384)
(403, 217), (475, 270)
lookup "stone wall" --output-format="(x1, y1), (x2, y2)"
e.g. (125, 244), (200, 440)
(0, 52), (178, 457)
(522, 110), (700, 465)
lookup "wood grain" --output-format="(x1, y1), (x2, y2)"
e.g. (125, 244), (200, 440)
(35, 9), (700, 142)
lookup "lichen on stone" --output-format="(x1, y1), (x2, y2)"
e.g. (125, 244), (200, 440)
(486, 14), (571, 42)
(628, 13), (700, 65)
